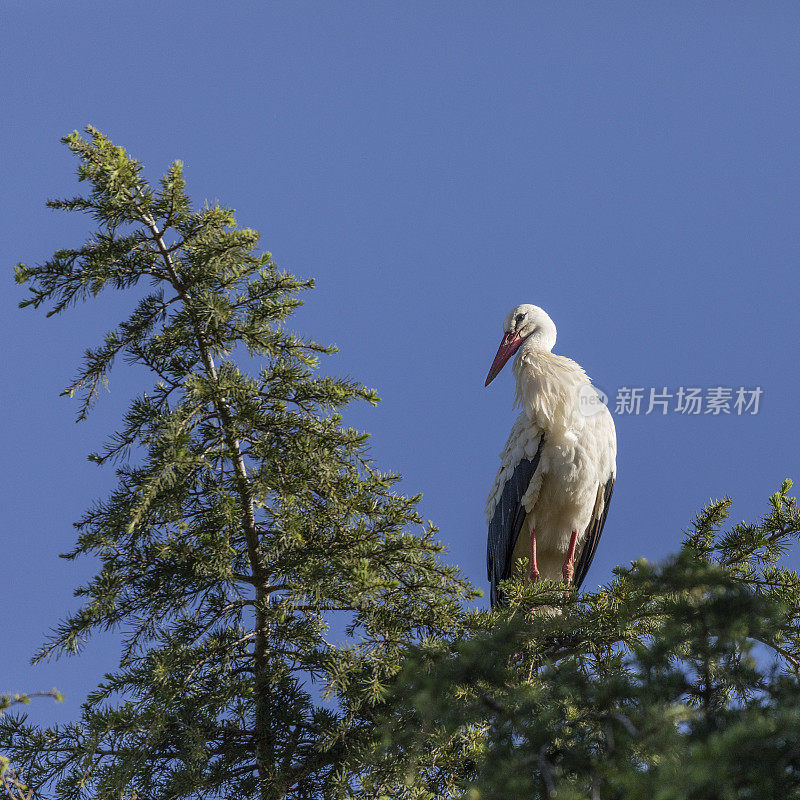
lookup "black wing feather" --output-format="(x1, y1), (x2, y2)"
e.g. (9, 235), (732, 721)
(572, 476), (615, 591)
(487, 436), (545, 607)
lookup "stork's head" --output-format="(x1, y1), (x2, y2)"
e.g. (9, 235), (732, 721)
(485, 304), (557, 387)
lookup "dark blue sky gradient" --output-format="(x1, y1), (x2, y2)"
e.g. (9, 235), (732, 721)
(2, 2), (799, 727)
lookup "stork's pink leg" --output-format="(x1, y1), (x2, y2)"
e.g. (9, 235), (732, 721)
(529, 527), (540, 582)
(562, 529), (578, 584)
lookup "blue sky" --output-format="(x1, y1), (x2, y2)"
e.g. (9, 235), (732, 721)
(2, 3), (799, 727)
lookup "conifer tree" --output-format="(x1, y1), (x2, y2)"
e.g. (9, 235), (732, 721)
(1, 693), (61, 800)
(378, 482), (800, 799)
(2, 128), (476, 800)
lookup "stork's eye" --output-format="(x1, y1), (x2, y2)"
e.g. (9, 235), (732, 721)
(515, 314), (524, 324)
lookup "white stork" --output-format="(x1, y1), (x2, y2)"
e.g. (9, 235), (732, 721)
(484, 304), (616, 606)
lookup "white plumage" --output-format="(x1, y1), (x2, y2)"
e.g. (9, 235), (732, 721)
(485, 304), (616, 603)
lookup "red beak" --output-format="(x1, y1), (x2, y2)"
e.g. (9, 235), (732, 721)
(485, 331), (523, 386)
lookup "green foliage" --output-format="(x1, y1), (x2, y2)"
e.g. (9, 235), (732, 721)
(0, 692), (64, 716)
(1, 693), (62, 800)
(3, 128), (477, 800)
(376, 481), (800, 799)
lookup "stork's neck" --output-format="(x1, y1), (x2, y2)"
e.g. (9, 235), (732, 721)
(512, 347), (591, 431)
(519, 323), (557, 357)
